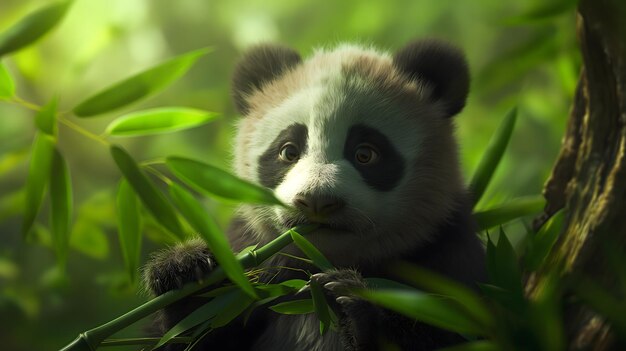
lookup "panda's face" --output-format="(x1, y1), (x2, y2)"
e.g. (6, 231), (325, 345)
(232, 43), (468, 263)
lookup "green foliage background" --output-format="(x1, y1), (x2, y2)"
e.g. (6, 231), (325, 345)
(0, 0), (578, 350)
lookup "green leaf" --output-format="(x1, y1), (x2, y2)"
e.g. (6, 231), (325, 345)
(155, 289), (244, 349)
(210, 290), (254, 328)
(22, 133), (55, 236)
(525, 210), (565, 271)
(390, 263), (494, 330)
(70, 219), (109, 259)
(269, 299), (315, 315)
(364, 277), (414, 291)
(486, 229), (525, 308)
(289, 230), (333, 271)
(0, 1), (72, 57)
(469, 107), (517, 205)
(0, 62), (15, 98)
(310, 279), (331, 335)
(35, 96), (58, 135)
(49, 148), (72, 268)
(169, 183), (257, 299)
(528, 273), (565, 351)
(73, 49), (209, 117)
(473, 195), (545, 231)
(280, 279), (308, 290)
(116, 180), (142, 284)
(105, 107), (219, 137)
(166, 156), (283, 206)
(359, 289), (485, 336)
(438, 341), (500, 351)
(110, 145), (183, 238)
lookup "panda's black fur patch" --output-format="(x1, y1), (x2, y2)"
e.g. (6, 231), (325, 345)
(258, 123), (308, 189)
(232, 44), (302, 115)
(343, 124), (405, 191)
(393, 39), (470, 117)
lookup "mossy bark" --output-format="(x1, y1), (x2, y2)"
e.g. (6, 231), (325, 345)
(531, 0), (626, 349)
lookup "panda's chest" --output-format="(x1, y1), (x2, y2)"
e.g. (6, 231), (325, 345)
(254, 314), (344, 351)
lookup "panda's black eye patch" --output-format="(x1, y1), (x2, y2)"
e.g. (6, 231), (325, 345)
(344, 124), (405, 191)
(258, 123), (308, 189)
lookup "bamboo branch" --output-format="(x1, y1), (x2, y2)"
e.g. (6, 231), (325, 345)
(59, 224), (318, 351)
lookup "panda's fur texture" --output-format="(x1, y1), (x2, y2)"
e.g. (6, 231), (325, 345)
(145, 39), (487, 351)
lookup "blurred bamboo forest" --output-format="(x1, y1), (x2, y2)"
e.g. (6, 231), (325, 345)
(0, 0), (578, 350)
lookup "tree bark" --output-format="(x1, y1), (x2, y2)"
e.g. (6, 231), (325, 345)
(531, 0), (626, 349)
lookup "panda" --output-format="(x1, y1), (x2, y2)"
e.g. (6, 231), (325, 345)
(144, 39), (487, 351)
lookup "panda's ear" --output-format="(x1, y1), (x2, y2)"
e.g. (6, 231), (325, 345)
(393, 40), (469, 117)
(232, 44), (302, 115)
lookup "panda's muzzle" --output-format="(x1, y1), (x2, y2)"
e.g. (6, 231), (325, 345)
(293, 194), (345, 219)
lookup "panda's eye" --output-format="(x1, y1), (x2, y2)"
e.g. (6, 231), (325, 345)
(354, 144), (379, 165)
(279, 142), (300, 162)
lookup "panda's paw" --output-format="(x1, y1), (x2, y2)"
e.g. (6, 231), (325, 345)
(311, 269), (380, 350)
(310, 269), (374, 317)
(310, 269), (363, 304)
(143, 238), (216, 296)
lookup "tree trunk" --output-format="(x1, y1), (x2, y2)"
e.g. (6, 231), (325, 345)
(531, 0), (626, 349)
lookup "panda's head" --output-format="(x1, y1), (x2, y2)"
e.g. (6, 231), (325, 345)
(231, 40), (470, 264)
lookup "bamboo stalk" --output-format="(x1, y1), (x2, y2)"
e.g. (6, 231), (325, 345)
(59, 224), (318, 351)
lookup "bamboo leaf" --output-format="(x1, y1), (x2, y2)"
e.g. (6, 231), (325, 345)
(0, 62), (15, 98)
(364, 277), (414, 291)
(154, 289), (243, 349)
(166, 156), (283, 206)
(525, 210), (565, 271)
(469, 107), (517, 205)
(169, 183), (257, 299)
(290, 230), (333, 271)
(110, 146), (183, 238)
(280, 279), (308, 290)
(105, 107), (219, 137)
(22, 133), (55, 235)
(0, 1), (72, 57)
(210, 291), (254, 328)
(49, 148), (72, 268)
(359, 289), (485, 336)
(35, 96), (58, 135)
(390, 263), (494, 330)
(310, 279), (331, 335)
(269, 299), (315, 315)
(73, 49), (209, 117)
(486, 229), (525, 310)
(116, 180), (142, 284)
(473, 196), (545, 231)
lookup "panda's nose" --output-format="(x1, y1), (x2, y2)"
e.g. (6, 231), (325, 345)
(293, 194), (345, 217)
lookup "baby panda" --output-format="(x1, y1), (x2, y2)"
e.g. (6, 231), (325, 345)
(145, 39), (487, 351)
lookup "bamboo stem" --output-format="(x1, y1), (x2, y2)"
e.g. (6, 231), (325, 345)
(59, 224), (317, 351)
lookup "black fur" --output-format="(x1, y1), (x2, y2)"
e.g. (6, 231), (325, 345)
(343, 124), (405, 192)
(232, 44), (302, 115)
(392, 39), (470, 117)
(258, 123), (308, 189)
